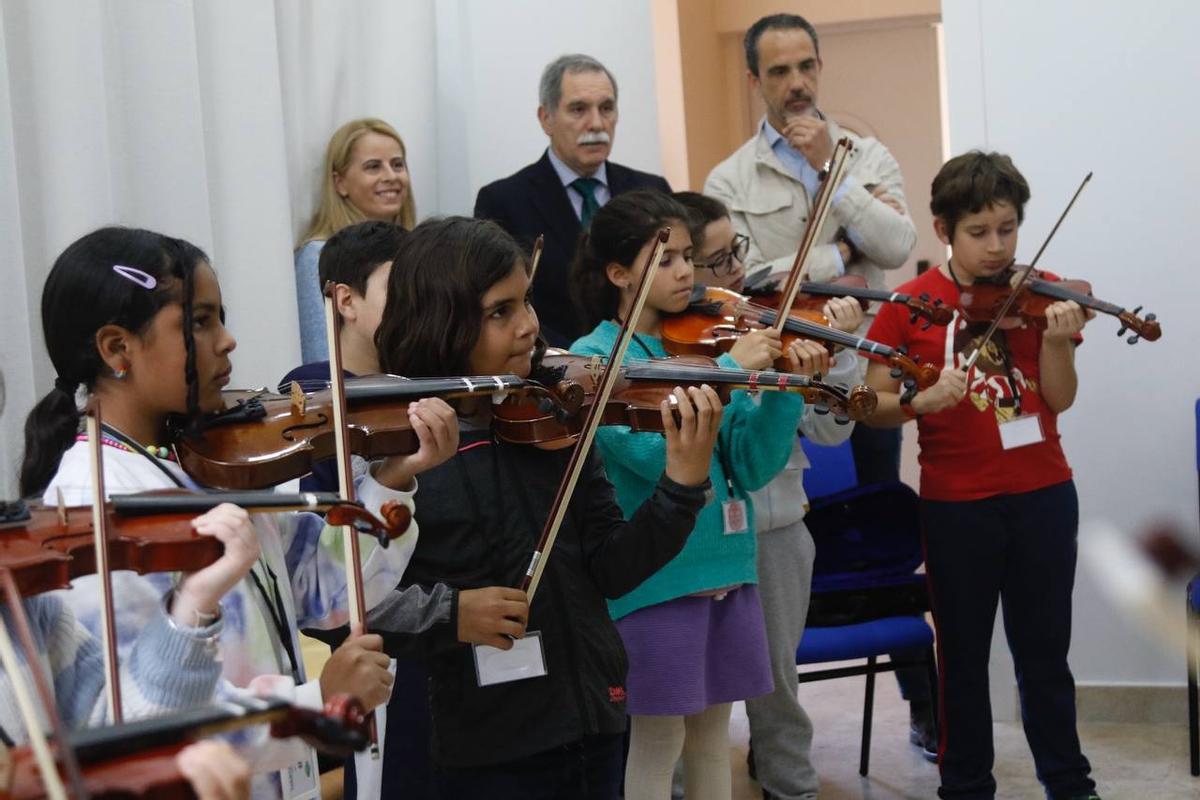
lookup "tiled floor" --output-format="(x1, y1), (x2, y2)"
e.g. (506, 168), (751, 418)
(728, 674), (1196, 800)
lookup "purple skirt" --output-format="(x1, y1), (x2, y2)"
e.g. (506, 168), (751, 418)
(615, 585), (773, 716)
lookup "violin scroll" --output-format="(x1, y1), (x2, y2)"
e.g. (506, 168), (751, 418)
(911, 293), (952, 329)
(1116, 306), (1160, 344)
(326, 501), (412, 548)
(270, 694), (370, 759)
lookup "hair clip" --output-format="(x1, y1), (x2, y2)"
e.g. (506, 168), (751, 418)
(112, 264), (157, 290)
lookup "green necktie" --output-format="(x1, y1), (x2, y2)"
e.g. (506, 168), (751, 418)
(571, 177), (602, 230)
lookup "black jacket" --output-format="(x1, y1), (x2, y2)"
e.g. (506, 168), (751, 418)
(474, 150), (671, 346)
(383, 428), (708, 767)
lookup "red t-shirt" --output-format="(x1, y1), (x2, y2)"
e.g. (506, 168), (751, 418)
(867, 267), (1077, 502)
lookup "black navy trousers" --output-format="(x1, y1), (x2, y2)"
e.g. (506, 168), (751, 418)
(922, 480), (1095, 800)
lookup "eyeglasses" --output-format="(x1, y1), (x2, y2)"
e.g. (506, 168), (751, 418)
(693, 233), (749, 276)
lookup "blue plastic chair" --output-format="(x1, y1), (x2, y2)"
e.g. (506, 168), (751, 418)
(796, 438), (938, 776)
(1189, 399), (1200, 776)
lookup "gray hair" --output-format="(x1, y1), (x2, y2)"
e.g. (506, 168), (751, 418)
(538, 54), (618, 111)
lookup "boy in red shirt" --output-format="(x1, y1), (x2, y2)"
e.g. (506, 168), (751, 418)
(865, 151), (1099, 800)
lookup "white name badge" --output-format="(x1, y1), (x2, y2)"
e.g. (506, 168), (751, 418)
(473, 630), (548, 687)
(280, 750), (320, 800)
(722, 498), (749, 535)
(999, 414), (1044, 450)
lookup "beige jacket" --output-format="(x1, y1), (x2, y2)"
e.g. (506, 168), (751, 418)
(704, 117), (917, 291)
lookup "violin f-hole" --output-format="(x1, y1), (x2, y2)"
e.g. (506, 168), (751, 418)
(281, 413), (331, 442)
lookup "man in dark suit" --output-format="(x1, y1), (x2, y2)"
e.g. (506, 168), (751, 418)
(474, 53), (671, 346)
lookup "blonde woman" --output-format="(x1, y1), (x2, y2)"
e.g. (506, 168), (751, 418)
(295, 118), (416, 361)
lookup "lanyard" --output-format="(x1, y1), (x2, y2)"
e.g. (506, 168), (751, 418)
(249, 562), (303, 684)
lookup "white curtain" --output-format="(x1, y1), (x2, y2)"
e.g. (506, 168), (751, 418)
(0, 0), (664, 497)
(0, 0), (440, 496)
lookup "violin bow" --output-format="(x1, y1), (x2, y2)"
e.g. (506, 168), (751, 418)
(528, 235), (545, 284)
(521, 229), (670, 602)
(963, 172), (1093, 371)
(0, 569), (87, 799)
(321, 281), (381, 759)
(772, 137), (853, 334)
(84, 400), (122, 725)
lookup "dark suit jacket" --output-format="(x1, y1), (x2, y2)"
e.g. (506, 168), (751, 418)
(474, 150), (671, 346)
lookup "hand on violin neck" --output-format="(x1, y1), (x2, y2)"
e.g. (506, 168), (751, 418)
(822, 296), (864, 333)
(728, 328), (784, 371)
(781, 339), (830, 377)
(912, 368), (967, 416)
(172, 503), (260, 627)
(176, 740), (251, 800)
(457, 587), (530, 649)
(1042, 299), (1093, 341)
(663, 385), (723, 486)
(320, 624), (393, 712)
(374, 397), (460, 490)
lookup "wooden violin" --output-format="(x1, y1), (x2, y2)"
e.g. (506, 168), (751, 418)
(957, 266), (1161, 344)
(743, 270), (953, 328)
(2, 695), (370, 800)
(661, 286), (938, 390)
(0, 492), (408, 599)
(175, 373), (533, 490)
(492, 353), (878, 446)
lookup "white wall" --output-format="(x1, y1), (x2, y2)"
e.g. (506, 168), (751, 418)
(943, 0), (1200, 711)
(433, 0), (665, 215)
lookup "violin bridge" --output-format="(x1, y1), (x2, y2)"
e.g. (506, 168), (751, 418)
(56, 487), (67, 527)
(584, 356), (604, 383)
(290, 381), (307, 417)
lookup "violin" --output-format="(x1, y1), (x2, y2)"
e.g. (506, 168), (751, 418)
(0, 492), (408, 599)
(175, 373), (532, 491)
(662, 286), (939, 390)
(957, 266), (1161, 344)
(492, 353), (878, 446)
(2, 695), (369, 800)
(743, 270), (954, 328)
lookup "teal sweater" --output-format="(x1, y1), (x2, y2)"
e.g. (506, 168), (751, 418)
(571, 321), (805, 620)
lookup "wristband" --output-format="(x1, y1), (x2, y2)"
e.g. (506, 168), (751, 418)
(166, 589), (223, 629)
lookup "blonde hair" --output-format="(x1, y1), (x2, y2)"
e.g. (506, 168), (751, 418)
(299, 118), (417, 246)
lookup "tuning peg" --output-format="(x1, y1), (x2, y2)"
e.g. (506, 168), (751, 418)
(903, 377), (917, 392)
(919, 292), (931, 301)
(834, 415), (850, 425)
(1132, 305), (1143, 316)
(909, 310), (919, 324)
(814, 404), (830, 416)
(537, 397), (557, 414)
(897, 345), (909, 355)
(1145, 312), (1156, 321)
(889, 366), (903, 379)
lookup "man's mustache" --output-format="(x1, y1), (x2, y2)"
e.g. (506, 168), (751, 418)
(577, 131), (612, 145)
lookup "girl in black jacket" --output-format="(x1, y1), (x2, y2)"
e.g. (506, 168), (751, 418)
(371, 216), (723, 799)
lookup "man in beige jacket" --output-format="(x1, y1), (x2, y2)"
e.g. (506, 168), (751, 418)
(704, 16), (916, 305)
(703, 14), (935, 800)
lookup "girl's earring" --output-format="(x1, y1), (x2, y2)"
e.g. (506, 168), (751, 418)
(114, 366), (128, 380)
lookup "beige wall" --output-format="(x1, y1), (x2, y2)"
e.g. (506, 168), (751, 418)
(661, 0), (943, 205)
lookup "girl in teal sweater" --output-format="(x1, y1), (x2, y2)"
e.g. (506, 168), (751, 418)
(569, 190), (810, 800)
